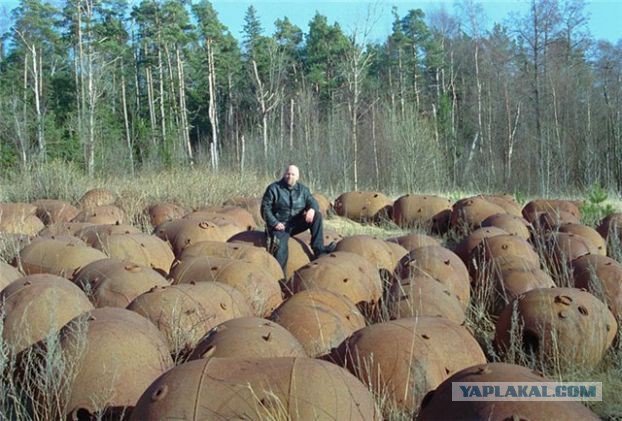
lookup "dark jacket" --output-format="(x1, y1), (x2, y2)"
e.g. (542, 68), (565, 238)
(261, 179), (319, 228)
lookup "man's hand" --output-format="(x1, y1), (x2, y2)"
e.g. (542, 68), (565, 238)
(274, 222), (285, 231)
(305, 208), (315, 224)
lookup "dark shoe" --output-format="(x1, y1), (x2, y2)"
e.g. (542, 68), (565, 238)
(313, 241), (337, 259)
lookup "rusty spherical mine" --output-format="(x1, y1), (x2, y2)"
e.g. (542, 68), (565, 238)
(0, 274), (93, 355)
(417, 362), (599, 420)
(558, 223), (606, 256)
(16, 238), (108, 279)
(78, 188), (115, 210)
(170, 255), (283, 317)
(334, 317), (485, 413)
(388, 272), (465, 323)
(60, 307), (173, 419)
(0, 261), (23, 291)
(179, 240), (283, 281)
(572, 254), (622, 318)
(271, 289), (366, 358)
(222, 196), (263, 226)
(32, 199), (79, 225)
(522, 199), (582, 223)
(596, 212), (622, 239)
(127, 282), (253, 354)
(0, 202), (44, 236)
(398, 246), (470, 309)
(391, 194), (452, 229)
(335, 235), (397, 274)
(387, 232), (441, 252)
(189, 317), (306, 361)
(454, 226), (509, 263)
(130, 357), (377, 420)
(313, 192), (333, 216)
(481, 213), (532, 240)
(333, 191), (393, 223)
(155, 218), (243, 257)
(292, 251), (383, 306)
(482, 267), (555, 316)
(73, 258), (169, 308)
(72, 205), (126, 225)
(495, 287), (617, 367)
(145, 202), (186, 227)
(449, 196), (508, 232)
(228, 230), (312, 279)
(478, 194), (523, 217)
(74, 223), (141, 247)
(91, 232), (175, 275)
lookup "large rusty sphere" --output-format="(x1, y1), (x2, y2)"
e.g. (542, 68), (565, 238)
(572, 254), (622, 318)
(558, 223), (606, 256)
(417, 362), (599, 420)
(194, 205), (257, 230)
(179, 240), (283, 281)
(335, 317), (485, 412)
(170, 256), (283, 316)
(294, 227), (343, 248)
(479, 194), (523, 216)
(313, 193), (332, 216)
(291, 251), (383, 306)
(72, 205), (126, 225)
(391, 194), (452, 229)
(73, 258), (169, 308)
(38, 221), (94, 237)
(398, 246), (470, 309)
(74, 223), (141, 247)
(0, 209), (44, 236)
(450, 197), (507, 232)
(481, 213), (532, 240)
(17, 238), (108, 279)
(189, 317), (306, 361)
(387, 233), (441, 252)
(60, 307), (173, 418)
(91, 233), (175, 275)
(542, 232), (599, 271)
(522, 199), (581, 224)
(333, 191), (392, 223)
(335, 235), (396, 274)
(0, 274), (93, 354)
(454, 226), (509, 263)
(478, 267), (555, 316)
(537, 210), (581, 230)
(495, 287), (617, 367)
(596, 212), (622, 239)
(271, 289), (365, 357)
(127, 282), (253, 354)
(388, 272), (465, 323)
(32, 199), (79, 225)
(228, 230), (312, 279)
(222, 196), (263, 226)
(130, 357), (377, 420)
(155, 219), (242, 256)
(0, 261), (22, 290)
(145, 203), (186, 227)
(78, 188), (115, 210)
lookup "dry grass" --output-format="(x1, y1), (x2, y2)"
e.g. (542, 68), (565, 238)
(3, 161), (622, 419)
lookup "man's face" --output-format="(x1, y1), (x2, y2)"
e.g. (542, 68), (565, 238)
(283, 166), (299, 187)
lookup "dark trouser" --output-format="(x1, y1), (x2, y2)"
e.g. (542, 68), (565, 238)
(268, 212), (325, 273)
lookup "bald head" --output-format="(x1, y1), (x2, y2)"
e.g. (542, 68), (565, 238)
(282, 165), (300, 187)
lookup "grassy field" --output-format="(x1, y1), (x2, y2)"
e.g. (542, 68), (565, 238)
(2, 161), (622, 419)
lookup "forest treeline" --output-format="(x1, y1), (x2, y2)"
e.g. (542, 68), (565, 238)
(0, 0), (620, 195)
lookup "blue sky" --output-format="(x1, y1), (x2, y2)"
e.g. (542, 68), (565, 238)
(211, 0), (621, 44)
(0, 0), (619, 44)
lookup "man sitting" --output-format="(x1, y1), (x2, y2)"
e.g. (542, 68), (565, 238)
(261, 164), (336, 273)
